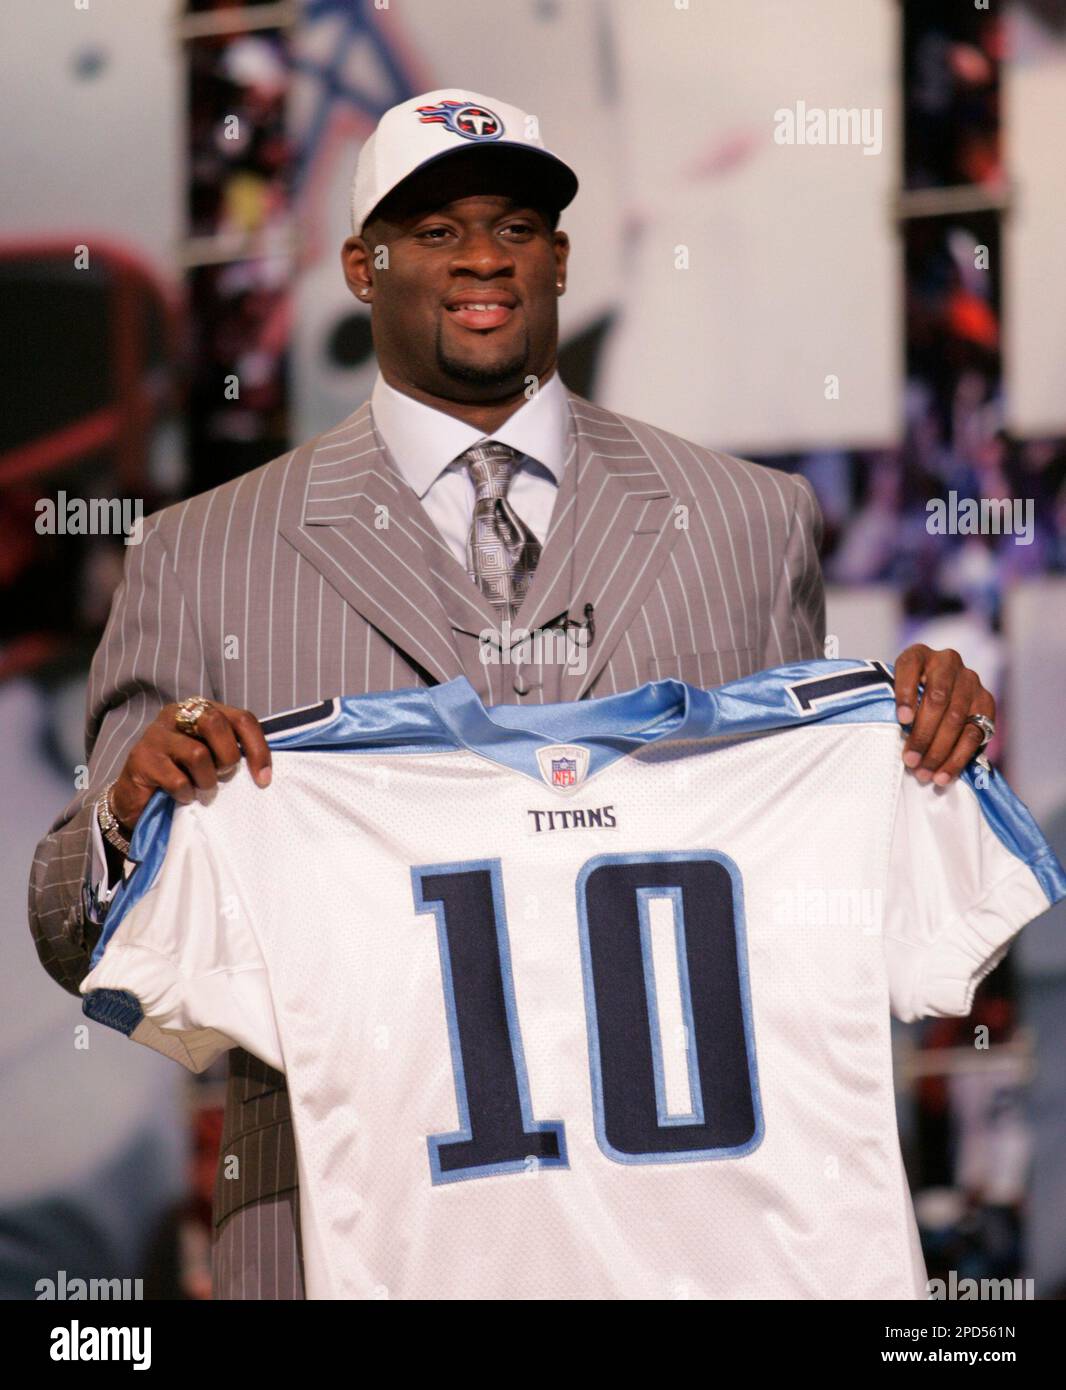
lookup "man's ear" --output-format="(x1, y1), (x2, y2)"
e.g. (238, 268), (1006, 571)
(553, 228), (571, 278)
(340, 235), (371, 297)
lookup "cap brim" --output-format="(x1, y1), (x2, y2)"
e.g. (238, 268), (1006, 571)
(361, 142), (579, 233)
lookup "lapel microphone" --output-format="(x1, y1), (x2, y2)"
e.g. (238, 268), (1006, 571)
(472, 604), (596, 663)
(538, 602), (595, 648)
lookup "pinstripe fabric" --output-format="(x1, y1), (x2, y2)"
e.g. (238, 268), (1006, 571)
(27, 387), (825, 1299)
(213, 1192), (305, 1301)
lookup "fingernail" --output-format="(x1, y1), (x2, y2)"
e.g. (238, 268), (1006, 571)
(933, 771), (951, 786)
(897, 705), (914, 723)
(903, 751), (922, 768)
(915, 769), (933, 784)
(256, 767), (272, 787)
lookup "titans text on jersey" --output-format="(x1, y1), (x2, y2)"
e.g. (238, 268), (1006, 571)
(527, 806), (617, 832)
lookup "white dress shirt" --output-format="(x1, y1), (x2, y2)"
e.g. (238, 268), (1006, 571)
(89, 371), (572, 911)
(369, 367), (571, 568)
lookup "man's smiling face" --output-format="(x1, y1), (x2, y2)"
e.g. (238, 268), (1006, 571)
(341, 149), (570, 408)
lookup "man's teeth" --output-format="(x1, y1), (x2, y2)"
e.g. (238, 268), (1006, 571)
(452, 303), (503, 311)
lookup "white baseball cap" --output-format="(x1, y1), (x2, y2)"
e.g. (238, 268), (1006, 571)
(351, 88), (579, 235)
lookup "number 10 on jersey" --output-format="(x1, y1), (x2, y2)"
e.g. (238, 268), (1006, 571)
(411, 851), (764, 1184)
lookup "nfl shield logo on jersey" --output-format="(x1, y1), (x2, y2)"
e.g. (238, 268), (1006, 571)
(535, 744), (590, 794)
(552, 757), (577, 788)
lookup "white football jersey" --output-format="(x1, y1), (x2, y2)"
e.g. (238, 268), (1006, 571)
(81, 660), (1065, 1300)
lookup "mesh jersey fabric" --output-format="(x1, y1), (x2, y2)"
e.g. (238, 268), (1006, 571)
(80, 660), (1066, 1300)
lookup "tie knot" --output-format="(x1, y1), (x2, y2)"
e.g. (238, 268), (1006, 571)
(460, 441), (521, 500)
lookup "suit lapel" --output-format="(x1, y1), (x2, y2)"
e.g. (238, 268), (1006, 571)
(555, 393), (690, 701)
(479, 390), (690, 704)
(500, 420), (580, 703)
(278, 403), (468, 688)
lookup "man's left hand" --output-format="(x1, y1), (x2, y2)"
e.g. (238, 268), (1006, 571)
(893, 645), (996, 786)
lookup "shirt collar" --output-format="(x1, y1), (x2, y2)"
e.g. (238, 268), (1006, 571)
(369, 368), (571, 500)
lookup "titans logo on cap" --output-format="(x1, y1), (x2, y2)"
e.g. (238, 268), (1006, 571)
(416, 99), (504, 142)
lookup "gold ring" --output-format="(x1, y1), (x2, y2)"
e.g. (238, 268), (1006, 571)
(175, 696), (212, 738)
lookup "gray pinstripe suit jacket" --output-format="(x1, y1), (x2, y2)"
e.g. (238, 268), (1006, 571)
(28, 387), (825, 1297)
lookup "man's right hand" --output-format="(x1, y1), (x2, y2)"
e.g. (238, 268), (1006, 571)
(109, 701), (272, 835)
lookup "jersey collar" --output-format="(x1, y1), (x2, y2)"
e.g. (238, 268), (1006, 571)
(425, 674), (718, 783)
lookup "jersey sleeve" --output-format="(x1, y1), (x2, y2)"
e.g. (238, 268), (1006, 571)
(883, 765), (1066, 1022)
(79, 801), (282, 1074)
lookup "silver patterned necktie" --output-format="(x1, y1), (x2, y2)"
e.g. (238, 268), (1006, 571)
(461, 440), (542, 622)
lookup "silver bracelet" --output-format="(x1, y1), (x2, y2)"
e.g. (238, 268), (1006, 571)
(95, 781), (131, 856)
